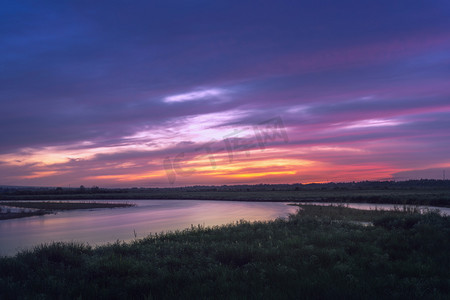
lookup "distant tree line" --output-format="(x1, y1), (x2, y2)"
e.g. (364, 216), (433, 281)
(1, 179), (450, 196)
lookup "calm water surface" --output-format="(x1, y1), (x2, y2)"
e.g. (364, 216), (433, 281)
(0, 200), (297, 256)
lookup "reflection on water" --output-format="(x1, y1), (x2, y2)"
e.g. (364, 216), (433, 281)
(0, 200), (297, 256)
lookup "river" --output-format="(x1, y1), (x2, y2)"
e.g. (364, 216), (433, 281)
(0, 200), (297, 256)
(1, 200), (449, 257)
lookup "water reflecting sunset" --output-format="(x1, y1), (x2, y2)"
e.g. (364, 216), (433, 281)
(0, 200), (297, 256)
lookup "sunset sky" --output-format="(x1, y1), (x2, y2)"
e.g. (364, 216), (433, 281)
(1, 1), (450, 187)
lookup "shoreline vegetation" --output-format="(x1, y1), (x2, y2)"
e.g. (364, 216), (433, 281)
(1, 180), (450, 207)
(0, 204), (449, 299)
(0, 201), (134, 220)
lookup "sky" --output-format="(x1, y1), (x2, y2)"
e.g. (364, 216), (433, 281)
(1, 0), (450, 187)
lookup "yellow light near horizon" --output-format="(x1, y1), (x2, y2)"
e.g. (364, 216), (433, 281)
(192, 158), (316, 171)
(224, 171), (297, 178)
(181, 157), (318, 181)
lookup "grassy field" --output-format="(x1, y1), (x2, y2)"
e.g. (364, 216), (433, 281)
(2, 181), (450, 207)
(0, 210), (48, 221)
(0, 201), (134, 220)
(0, 201), (134, 210)
(0, 205), (448, 299)
(2, 189), (450, 206)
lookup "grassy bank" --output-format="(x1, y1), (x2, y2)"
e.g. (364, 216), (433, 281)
(0, 205), (449, 299)
(0, 210), (48, 221)
(2, 189), (450, 207)
(0, 201), (134, 220)
(0, 201), (134, 210)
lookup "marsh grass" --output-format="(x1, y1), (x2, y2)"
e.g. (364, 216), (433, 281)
(0, 201), (134, 220)
(0, 201), (134, 210)
(0, 205), (449, 299)
(2, 188), (450, 207)
(292, 203), (425, 222)
(0, 209), (48, 220)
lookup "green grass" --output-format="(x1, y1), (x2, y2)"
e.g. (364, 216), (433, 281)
(0, 210), (48, 220)
(2, 189), (450, 207)
(0, 201), (134, 220)
(291, 203), (430, 222)
(0, 205), (449, 299)
(0, 201), (134, 210)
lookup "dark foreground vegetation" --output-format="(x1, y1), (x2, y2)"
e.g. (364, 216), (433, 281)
(0, 205), (449, 299)
(0, 201), (134, 220)
(2, 180), (450, 207)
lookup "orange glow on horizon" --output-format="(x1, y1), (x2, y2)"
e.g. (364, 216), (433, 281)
(1, 137), (448, 187)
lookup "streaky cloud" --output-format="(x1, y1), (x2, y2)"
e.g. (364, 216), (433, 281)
(164, 88), (226, 103)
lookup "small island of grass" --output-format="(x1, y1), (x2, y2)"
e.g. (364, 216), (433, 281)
(0, 201), (135, 220)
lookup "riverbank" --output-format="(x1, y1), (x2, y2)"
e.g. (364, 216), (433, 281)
(1, 205), (448, 299)
(0, 201), (134, 220)
(2, 189), (450, 207)
(0, 210), (48, 221)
